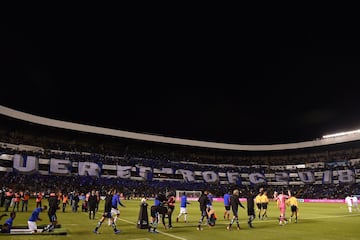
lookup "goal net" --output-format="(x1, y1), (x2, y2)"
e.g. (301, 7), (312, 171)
(175, 190), (202, 201)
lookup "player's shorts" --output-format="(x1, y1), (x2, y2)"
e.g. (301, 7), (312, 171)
(256, 203), (262, 209)
(111, 208), (120, 216)
(28, 221), (37, 233)
(261, 203), (268, 210)
(248, 208), (255, 216)
(224, 206), (230, 211)
(291, 205), (298, 212)
(179, 207), (187, 214)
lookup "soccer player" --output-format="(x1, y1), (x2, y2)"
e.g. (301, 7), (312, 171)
(148, 204), (167, 233)
(227, 189), (245, 231)
(42, 192), (60, 232)
(28, 205), (48, 233)
(345, 195), (353, 213)
(153, 193), (168, 229)
(110, 190), (125, 224)
(197, 190), (210, 230)
(207, 207), (217, 227)
(223, 190), (231, 220)
(1, 211), (16, 233)
(166, 192), (176, 229)
(274, 190), (291, 225)
(177, 192), (190, 223)
(93, 189), (121, 234)
(246, 189), (256, 228)
(352, 195), (360, 211)
(287, 195), (298, 223)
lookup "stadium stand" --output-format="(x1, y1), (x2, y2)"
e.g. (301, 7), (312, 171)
(1, 108), (360, 200)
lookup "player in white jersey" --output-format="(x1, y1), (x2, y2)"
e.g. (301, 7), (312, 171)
(345, 195), (353, 213)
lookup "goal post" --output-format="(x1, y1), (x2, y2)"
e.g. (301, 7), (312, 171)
(175, 190), (202, 201)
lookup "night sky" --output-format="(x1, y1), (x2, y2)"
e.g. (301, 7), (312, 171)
(1, 22), (360, 145)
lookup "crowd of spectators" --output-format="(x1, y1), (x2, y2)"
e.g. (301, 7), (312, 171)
(1, 116), (360, 200)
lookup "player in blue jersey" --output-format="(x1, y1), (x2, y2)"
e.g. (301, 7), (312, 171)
(109, 190), (125, 225)
(93, 189), (121, 234)
(28, 206), (48, 233)
(176, 192), (190, 223)
(1, 212), (16, 233)
(223, 190), (231, 220)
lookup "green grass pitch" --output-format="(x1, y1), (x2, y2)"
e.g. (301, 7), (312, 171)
(2, 199), (359, 240)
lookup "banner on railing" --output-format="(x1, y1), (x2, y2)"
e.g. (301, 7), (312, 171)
(2, 154), (359, 185)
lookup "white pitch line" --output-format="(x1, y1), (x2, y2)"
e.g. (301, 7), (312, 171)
(158, 231), (188, 240)
(85, 211), (187, 240)
(119, 218), (187, 240)
(80, 210), (359, 239)
(301, 213), (360, 220)
(128, 238), (151, 240)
